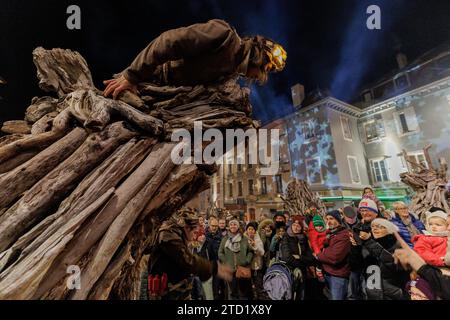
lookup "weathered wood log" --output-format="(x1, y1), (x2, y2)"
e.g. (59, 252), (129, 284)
(0, 151), (38, 174)
(0, 128), (87, 209)
(31, 111), (58, 134)
(0, 137), (155, 273)
(0, 122), (136, 252)
(33, 47), (95, 97)
(31, 143), (175, 299)
(60, 89), (164, 135)
(0, 46), (256, 300)
(0, 129), (68, 164)
(138, 83), (193, 96)
(1, 120), (31, 135)
(87, 242), (133, 300)
(70, 145), (176, 299)
(0, 188), (115, 300)
(25, 96), (59, 123)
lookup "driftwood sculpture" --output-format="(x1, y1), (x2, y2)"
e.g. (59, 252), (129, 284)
(400, 145), (449, 220)
(0, 47), (257, 300)
(281, 178), (327, 217)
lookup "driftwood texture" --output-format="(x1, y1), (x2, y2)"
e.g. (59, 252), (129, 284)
(400, 145), (449, 220)
(0, 47), (255, 300)
(281, 178), (327, 218)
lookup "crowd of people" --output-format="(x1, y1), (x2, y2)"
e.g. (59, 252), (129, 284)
(186, 187), (450, 300)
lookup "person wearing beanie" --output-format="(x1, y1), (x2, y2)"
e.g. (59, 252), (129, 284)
(273, 212), (287, 229)
(347, 201), (381, 300)
(406, 278), (436, 300)
(362, 187), (386, 213)
(412, 210), (450, 269)
(280, 214), (316, 300)
(308, 215), (327, 255)
(391, 201), (425, 248)
(362, 218), (409, 300)
(244, 221), (265, 299)
(316, 210), (351, 300)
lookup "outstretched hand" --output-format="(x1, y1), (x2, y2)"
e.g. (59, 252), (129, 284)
(392, 231), (426, 272)
(103, 75), (138, 100)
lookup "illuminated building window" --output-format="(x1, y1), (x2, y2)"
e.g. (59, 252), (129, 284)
(347, 156), (361, 184)
(340, 116), (353, 141)
(405, 151), (429, 173)
(248, 179), (254, 195)
(260, 177), (267, 195)
(370, 159), (389, 183)
(364, 116), (385, 142)
(275, 175), (283, 193)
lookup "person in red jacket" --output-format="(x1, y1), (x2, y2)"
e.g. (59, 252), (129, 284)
(413, 210), (450, 269)
(308, 214), (327, 255)
(316, 210), (352, 300)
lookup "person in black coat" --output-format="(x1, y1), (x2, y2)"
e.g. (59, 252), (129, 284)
(280, 215), (316, 300)
(359, 218), (409, 300)
(205, 217), (225, 299)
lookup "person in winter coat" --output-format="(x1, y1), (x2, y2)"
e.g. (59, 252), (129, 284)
(257, 219), (274, 269)
(348, 198), (381, 300)
(308, 214), (327, 255)
(363, 219), (409, 300)
(394, 233), (450, 300)
(218, 219), (254, 300)
(191, 227), (215, 300)
(244, 221), (266, 299)
(205, 216), (225, 299)
(316, 210), (352, 300)
(390, 201), (425, 248)
(269, 225), (286, 259)
(362, 187), (385, 214)
(413, 210), (450, 270)
(104, 19), (287, 100)
(149, 208), (232, 300)
(280, 215), (316, 300)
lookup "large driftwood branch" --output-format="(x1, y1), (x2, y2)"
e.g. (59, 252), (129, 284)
(0, 47), (255, 300)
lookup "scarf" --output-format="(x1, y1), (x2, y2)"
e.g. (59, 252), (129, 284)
(375, 234), (398, 251)
(225, 232), (242, 253)
(400, 215), (420, 237)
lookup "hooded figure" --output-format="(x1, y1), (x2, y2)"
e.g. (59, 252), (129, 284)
(148, 208), (219, 300)
(103, 19), (287, 100)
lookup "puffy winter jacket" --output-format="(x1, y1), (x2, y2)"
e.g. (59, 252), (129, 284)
(413, 234), (450, 267)
(307, 220), (327, 255)
(391, 214), (425, 248)
(317, 227), (351, 278)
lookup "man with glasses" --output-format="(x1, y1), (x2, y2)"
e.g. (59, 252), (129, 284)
(390, 201), (425, 248)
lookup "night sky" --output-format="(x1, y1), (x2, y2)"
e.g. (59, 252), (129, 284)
(0, 0), (449, 124)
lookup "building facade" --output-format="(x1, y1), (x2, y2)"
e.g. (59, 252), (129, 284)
(210, 119), (292, 221)
(287, 43), (450, 209)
